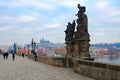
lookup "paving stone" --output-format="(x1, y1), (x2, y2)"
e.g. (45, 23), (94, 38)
(0, 55), (93, 80)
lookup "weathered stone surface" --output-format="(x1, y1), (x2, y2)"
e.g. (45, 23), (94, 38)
(74, 4), (90, 59)
(94, 62), (107, 68)
(77, 60), (93, 66)
(64, 4), (91, 60)
(117, 72), (120, 80)
(65, 20), (76, 58)
(28, 55), (67, 67)
(108, 64), (120, 71)
(73, 59), (120, 80)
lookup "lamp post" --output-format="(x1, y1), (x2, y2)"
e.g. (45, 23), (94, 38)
(31, 38), (36, 55)
(31, 38), (37, 61)
(18, 47), (20, 54)
(13, 43), (17, 54)
(31, 38), (34, 51)
(33, 42), (36, 51)
(31, 38), (34, 54)
(24, 46), (26, 55)
(27, 45), (29, 55)
(12, 42), (17, 61)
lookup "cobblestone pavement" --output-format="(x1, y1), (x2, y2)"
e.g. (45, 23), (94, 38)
(0, 54), (94, 80)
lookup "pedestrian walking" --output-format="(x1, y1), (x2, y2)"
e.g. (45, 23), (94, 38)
(0, 49), (1, 54)
(2, 48), (9, 60)
(22, 53), (24, 58)
(34, 51), (37, 61)
(3, 53), (6, 60)
(12, 53), (15, 61)
(5, 52), (9, 59)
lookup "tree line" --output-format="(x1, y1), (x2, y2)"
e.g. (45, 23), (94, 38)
(91, 43), (120, 48)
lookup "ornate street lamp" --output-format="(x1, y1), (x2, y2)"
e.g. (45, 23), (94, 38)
(31, 38), (36, 55)
(31, 38), (34, 51)
(27, 45), (29, 55)
(33, 42), (36, 51)
(13, 43), (17, 54)
(24, 46), (26, 55)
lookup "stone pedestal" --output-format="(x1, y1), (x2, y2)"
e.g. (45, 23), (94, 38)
(79, 40), (90, 59)
(73, 40), (79, 58)
(74, 39), (90, 59)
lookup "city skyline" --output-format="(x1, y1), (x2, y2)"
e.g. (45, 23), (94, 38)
(0, 0), (120, 45)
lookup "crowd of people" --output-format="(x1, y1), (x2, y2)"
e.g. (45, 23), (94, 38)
(0, 48), (15, 61)
(0, 48), (38, 62)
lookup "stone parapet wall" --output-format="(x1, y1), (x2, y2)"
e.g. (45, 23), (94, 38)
(27, 55), (67, 67)
(27, 55), (120, 80)
(73, 58), (120, 80)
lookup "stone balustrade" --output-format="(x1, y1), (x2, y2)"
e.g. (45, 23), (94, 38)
(27, 55), (67, 67)
(73, 58), (120, 80)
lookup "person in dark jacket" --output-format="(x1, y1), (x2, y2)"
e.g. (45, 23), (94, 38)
(12, 53), (15, 61)
(34, 51), (37, 61)
(5, 52), (9, 59)
(22, 53), (25, 58)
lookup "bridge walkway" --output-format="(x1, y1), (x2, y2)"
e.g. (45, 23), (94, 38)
(0, 54), (94, 80)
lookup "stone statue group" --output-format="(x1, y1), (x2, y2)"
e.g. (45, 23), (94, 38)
(65, 4), (90, 59)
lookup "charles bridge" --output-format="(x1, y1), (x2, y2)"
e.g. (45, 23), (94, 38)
(29, 4), (120, 80)
(0, 4), (120, 80)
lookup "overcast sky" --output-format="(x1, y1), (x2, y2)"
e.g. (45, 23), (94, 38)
(0, 0), (120, 45)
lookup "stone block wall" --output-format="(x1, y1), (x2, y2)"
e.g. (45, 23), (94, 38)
(73, 59), (120, 80)
(27, 55), (67, 67)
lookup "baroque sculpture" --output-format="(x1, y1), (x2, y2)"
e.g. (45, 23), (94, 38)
(65, 4), (91, 59)
(65, 20), (75, 58)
